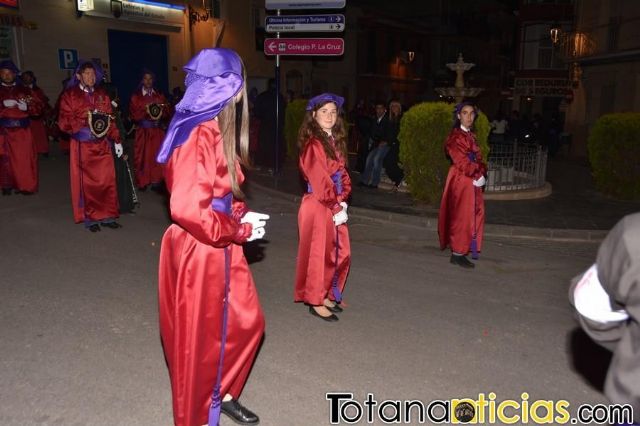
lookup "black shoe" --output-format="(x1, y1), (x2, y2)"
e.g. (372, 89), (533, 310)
(325, 303), (343, 313)
(2, 188), (11, 196)
(368, 184), (378, 189)
(88, 224), (101, 232)
(101, 222), (122, 229)
(450, 254), (475, 268)
(357, 181), (368, 187)
(221, 399), (260, 425)
(308, 305), (339, 322)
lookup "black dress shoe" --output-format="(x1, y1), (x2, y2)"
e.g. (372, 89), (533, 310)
(308, 305), (339, 322)
(101, 222), (122, 229)
(2, 188), (11, 196)
(325, 303), (343, 313)
(450, 254), (475, 268)
(221, 399), (260, 425)
(88, 224), (101, 232)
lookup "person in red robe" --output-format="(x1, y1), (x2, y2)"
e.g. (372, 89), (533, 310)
(58, 60), (124, 232)
(0, 60), (43, 195)
(156, 48), (268, 426)
(129, 70), (170, 191)
(20, 71), (51, 157)
(438, 102), (487, 268)
(294, 93), (352, 322)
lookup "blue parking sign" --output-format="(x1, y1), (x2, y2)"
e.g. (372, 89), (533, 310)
(58, 49), (78, 70)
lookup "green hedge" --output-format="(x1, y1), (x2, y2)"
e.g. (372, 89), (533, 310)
(284, 99), (308, 158)
(588, 113), (640, 200)
(398, 102), (490, 203)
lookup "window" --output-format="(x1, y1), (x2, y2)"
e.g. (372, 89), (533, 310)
(522, 24), (565, 70)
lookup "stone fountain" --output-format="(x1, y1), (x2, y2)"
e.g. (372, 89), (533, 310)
(435, 53), (484, 103)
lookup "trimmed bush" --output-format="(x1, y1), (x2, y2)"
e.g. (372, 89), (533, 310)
(398, 102), (490, 203)
(588, 112), (640, 200)
(284, 99), (308, 158)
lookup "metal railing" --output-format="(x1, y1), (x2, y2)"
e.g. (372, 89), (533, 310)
(486, 142), (548, 192)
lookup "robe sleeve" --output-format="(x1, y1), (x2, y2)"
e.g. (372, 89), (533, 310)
(26, 88), (44, 116)
(300, 139), (342, 214)
(446, 132), (484, 179)
(129, 94), (146, 122)
(168, 125), (251, 247)
(57, 91), (78, 134)
(337, 160), (352, 203)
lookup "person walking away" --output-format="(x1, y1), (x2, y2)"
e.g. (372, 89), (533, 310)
(156, 48), (268, 426)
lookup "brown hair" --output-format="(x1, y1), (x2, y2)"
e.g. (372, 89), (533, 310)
(297, 100), (348, 160)
(217, 76), (250, 199)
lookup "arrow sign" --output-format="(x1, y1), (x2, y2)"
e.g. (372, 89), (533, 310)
(265, 0), (346, 10)
(264, 38), (345, 56)
(266, 14), (345, 33)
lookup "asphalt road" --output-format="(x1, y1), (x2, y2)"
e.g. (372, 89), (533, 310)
(1, 155), (611, 425)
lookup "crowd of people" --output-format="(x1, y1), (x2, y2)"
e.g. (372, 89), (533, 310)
(2, 47), (636, 426)
(489, 109), (565, 156)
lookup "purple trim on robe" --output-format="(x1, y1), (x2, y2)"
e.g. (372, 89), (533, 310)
(208, 191), (233, 426)
(0, 118), (30, 128)
(71, 128), (98, 141)
(137, 120), (162, 129)
(306, 170), (343, 194)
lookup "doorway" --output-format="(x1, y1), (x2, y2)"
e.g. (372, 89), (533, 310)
(107, 30), (169, 116)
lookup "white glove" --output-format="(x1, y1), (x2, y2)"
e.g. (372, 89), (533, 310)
(111, 100), (118, 108)
(472, 175), (486, 187)
(246, 226), (265, 242)
(114, 143), (123, 158)
(339, 201), (348, 213)
(574, 264), (629, 324)
(17, 100), (27, 111)
(333, 209), (348, 226)
(241, 211), (270, 228)
(3, 99), (17, 108)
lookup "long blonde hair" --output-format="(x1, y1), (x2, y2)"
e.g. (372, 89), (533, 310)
(217, 78), (250, 199)
(297, 101), (348, 160)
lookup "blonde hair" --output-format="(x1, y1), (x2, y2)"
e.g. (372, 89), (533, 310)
(217, 77), (250, 199)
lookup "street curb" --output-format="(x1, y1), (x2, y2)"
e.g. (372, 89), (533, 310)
(250, 182), (607, 243)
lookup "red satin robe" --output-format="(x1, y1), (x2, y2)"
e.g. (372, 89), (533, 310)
(129, 88), (169, 188)
(295, 137), (351, 305)
(158, 119), (264, 426)
(438, 128), (487, 255)
(0, 83), (43, 192)
(27, 85), (50, 154)
(58, 86), (120, 224)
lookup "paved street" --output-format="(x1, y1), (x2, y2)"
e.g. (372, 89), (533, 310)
(1, 154), (612, 425)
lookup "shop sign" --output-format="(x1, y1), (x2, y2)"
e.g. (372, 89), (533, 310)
(514, 78), (571, 97)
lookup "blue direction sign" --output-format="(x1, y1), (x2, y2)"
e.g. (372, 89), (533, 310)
(266, 14), (345, 33)
(265, 0), (346, 10)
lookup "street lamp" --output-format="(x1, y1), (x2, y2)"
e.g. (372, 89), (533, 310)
(550, 23), (561, 45)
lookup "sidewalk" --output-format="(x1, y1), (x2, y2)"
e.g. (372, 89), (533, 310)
(246, 156), (640, 241)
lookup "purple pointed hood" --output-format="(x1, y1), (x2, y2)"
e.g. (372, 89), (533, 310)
(156, 48), (244, 164)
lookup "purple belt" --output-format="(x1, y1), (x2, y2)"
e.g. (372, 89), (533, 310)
(137, 120), (161, 129)
(0, 117), (30, 128)
(306, 170), (343, 194)
(208, 191), (232, 426)
(71, 127), (99, 142)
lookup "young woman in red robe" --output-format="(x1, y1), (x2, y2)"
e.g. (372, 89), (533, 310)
(129, 70), (171, 190)
(294, 93), (351, 322)
(438, 102), (487, 268)
(156, 48), (268, 426)
(0, 60), (43, 195)
(58, 60), (123, 232)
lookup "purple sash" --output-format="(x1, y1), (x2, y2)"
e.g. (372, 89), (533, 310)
(0, 118), (30, 128)
(137, 120), (162, 129)
(71, 127), (99, 142)
(306, 170), (343, 194)
(208, 192), (232, 426)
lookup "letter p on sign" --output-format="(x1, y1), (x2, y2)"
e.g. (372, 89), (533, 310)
(58, 49), (79, 70)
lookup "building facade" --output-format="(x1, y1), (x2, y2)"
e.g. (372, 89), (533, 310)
(564, 0), (640, 156)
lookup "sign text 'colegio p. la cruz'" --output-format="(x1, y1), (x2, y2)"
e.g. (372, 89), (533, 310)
(264, 38), (345, 56)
